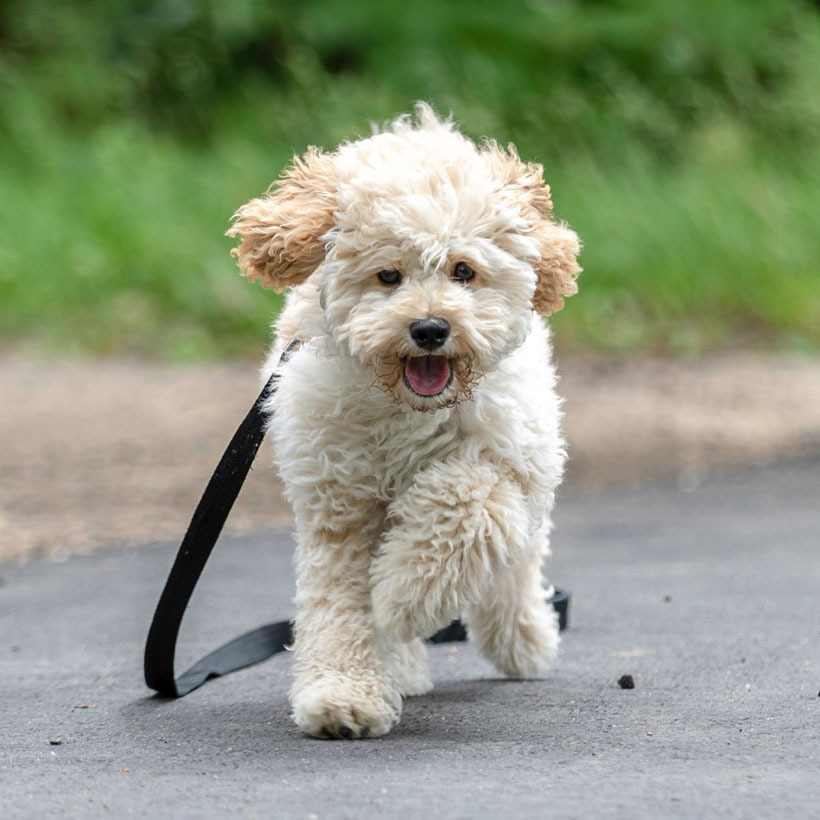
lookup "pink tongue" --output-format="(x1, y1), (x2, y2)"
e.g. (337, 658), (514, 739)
(405, 355), (451, 396)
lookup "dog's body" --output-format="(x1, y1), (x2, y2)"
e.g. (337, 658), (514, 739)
(228, 105), (580, 738)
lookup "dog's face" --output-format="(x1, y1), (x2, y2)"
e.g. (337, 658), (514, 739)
(228, 105), (580, 410)
(319, 148), (545, 410)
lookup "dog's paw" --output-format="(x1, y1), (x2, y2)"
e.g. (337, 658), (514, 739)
(291, 675), (401, 739)
(472, 602), (561, 679)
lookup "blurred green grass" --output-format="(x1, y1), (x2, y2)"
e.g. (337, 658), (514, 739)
(1, 0), (818, 359)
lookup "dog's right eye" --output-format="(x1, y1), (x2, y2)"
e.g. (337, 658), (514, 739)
(377, 269), (402, 286)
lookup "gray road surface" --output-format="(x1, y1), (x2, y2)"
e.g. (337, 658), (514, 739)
(2, 460), (819, 818)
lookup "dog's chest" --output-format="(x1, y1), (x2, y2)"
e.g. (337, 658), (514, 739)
(362, 409), (463, 501)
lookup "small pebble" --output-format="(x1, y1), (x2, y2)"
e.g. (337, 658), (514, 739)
(49, 739), (62, 746)
(618, 674), (635, 689)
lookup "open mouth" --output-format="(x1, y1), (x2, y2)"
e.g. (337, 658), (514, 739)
(402, 355), (453, 397)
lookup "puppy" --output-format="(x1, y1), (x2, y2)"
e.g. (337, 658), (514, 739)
(227, 104), (581, 738)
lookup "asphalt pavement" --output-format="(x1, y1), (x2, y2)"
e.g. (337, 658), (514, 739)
(2, 459), (818, 818)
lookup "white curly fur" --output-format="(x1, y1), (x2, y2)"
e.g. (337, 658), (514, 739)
(228, 104), (581, 739)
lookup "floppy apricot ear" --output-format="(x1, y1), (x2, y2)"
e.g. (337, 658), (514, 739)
(485, 144), (581, 315)
(529, 210), (582, 316)
(227, 147), (337, 291)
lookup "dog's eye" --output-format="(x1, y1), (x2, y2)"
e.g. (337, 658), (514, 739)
(377, 269), (402, 286)
(452, 262), (475, 283)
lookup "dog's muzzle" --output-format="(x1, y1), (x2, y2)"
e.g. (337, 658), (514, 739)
(404, 318), (453, 397)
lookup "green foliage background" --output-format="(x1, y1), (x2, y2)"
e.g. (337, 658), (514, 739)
(1, 0), (819, 358)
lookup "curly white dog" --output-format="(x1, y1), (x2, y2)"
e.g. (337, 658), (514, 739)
(227, 104), (581, 739)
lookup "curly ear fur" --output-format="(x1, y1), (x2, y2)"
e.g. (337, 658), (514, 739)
(484, 143), (581, 315)
(227, 147), (337, 291)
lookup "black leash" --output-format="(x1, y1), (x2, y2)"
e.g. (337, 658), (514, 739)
(144, 342), (570, 698)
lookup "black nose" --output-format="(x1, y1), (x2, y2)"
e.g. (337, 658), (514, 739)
(409, 318), (450, 351)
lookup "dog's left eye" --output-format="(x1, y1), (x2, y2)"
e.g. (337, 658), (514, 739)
(377, 269), (402, 286)
(452, 262), (475, 283)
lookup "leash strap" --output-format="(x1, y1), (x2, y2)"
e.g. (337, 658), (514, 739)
(144, 341), (569, 698)
(143, 350), (287, 697)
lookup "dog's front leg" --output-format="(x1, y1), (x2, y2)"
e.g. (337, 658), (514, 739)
(464, 528), (561, 677)
(371, 460), (530, 643)
(290, 518), (402, 739)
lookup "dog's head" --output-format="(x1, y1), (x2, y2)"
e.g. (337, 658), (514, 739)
(228, 104), (581, 410)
